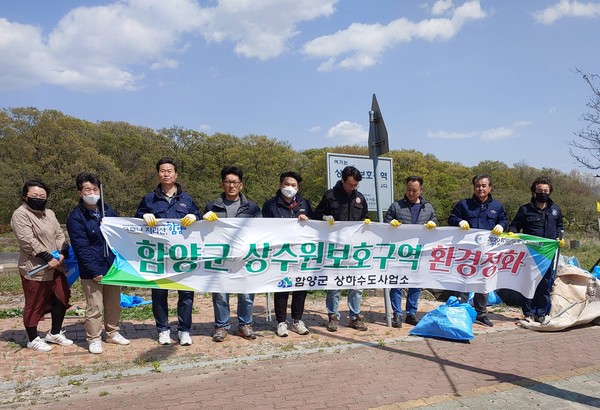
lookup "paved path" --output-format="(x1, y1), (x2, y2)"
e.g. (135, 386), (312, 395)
(1, 295), (600, 409)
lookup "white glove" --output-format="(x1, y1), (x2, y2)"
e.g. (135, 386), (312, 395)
(203, 211), (219, 222)
(492, 224), (504, 235)
(143, 213), (157, 227)
(389, 219), (401, 228)
(323, 215), (334, 225)
(458, 220), (470, 230)
(425, 221), (437, 229)
(180, 214), (197, 227)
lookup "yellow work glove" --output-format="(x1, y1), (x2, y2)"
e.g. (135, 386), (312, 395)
(506, 231), (518, 237)
(323, 215), (335, 225)
(364, 218), (371, 224)
(203, 211), (219, 222)
(557, 238), (565, 248)
(143, 213), (157, 227)
(389, 219), (401, 228)
(458, 220), (470, 230)
(425, 221), (437, 229)
(492, 224), (504, 235)
(180, 214), (197, 227)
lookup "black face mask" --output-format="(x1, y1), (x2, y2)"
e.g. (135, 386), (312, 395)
(26, 197), (47, 211)
(534, 192), (550, 203)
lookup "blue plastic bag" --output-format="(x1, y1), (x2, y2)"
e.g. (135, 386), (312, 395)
(409, 296), (477, 341)
(120, 293), (152, 308)
(467, 290), (503, 306)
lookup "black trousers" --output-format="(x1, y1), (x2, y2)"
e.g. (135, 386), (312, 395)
(274, 291), (308, 323)
(450, 291), (487, 316)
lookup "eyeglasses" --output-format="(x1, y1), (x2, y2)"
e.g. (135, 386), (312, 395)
(223, 180), (242, 186)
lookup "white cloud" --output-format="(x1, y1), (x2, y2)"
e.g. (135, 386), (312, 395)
(198, 124), (211, 132)
(0, 0), (337, 91)
(200, 0), (337, 60)
(428, 120), (530, 141)
(308, 125), (322, 133)
(533, 0), (600, 24)
(431, 0), (454, 15)
(302, 0), (486, 71)
(326, 121), (368, 145)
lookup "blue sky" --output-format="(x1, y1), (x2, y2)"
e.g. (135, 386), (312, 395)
(1, 0), (599, 174)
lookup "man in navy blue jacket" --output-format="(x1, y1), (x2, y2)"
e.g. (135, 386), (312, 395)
(448, 174), (508, 327)
(136, 158), (201, 346)
(509, 177), (564, 323)
(67, 172), (130, 354)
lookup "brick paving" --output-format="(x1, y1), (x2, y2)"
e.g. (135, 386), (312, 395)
(1, 293), (599, 409)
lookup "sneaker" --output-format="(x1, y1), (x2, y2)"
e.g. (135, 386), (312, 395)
(158, 330), (172, 345)
(405, 314), (420, 326)
(106, 333), (130, 345)
(524, 315), (534, 322)
(534, 315), (546, 324)
(276, 322), (289, 337)
(291, 320), (309, 335)
(392, 314), (403, 328)
(45, 330), (73, 346)
(177, 331), (192, 346)
(238, 324), (257, 340)
(476, 315), (494, 327)
(27, 336), (52, 352)
(212, 327), (228, 342)
(349, 315), (368, 331)
(88, 340), (103, 354)
(326, 313), (338, 332)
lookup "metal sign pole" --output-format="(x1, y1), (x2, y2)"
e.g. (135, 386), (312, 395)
(368, 94), (392, 327)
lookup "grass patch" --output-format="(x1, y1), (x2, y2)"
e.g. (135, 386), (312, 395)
(0, 307), (23, 319)
(280, 343), (296, 352)
(0, 273), (22, 293)
(99, 391), (109, 397)
(57, 365), (84, 377)
(67, 378), (85, 386)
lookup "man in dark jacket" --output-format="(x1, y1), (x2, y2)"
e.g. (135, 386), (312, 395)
(136, 157), (201, 347)
(314, 166), (369, 332)
(67, 172), (130, 354)
(448, 174), (508, 327)
(263, 171), (314, 337)
(204, 166), (261, 342)
(509, 176), (564, 323)
(384, 175), (438, 328)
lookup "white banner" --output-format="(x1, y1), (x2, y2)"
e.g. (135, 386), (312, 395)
(100, 217), (558, 298)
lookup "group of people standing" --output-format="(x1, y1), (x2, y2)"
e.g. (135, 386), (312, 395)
(10, 159), (563, 353)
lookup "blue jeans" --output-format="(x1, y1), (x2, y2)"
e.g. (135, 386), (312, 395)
(326, 289), (363, 320)
(212, 293), (254, 329)
(390, 288), (420, 316)
(152, 289), (194, 333)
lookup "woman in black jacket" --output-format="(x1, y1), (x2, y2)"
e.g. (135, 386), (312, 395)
(262, 172), (314, 337)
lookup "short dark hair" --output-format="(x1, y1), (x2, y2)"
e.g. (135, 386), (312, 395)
(472, 174), (492, 187)
(279, 171), (302, 185)
(341, 166), (362, 182)
(156, 157), (178, 173)
(221, 166), (244, 182)
(21, 179), (49, 199)
(530, 176), (553, 193)
(405, 175), (423, 186)
(75, 172), (101, 191)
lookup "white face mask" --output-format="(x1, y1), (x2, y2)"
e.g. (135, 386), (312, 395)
(83, 194), (100, 206)
(281, 186), (297, 199)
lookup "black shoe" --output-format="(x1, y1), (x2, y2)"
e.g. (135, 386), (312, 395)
(405, 314), (420, 326)
(476, 315), (493, 327)
(392, 314), (403, 328)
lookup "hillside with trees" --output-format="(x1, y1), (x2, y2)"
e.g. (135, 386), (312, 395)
(0, 107), (598, 236)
